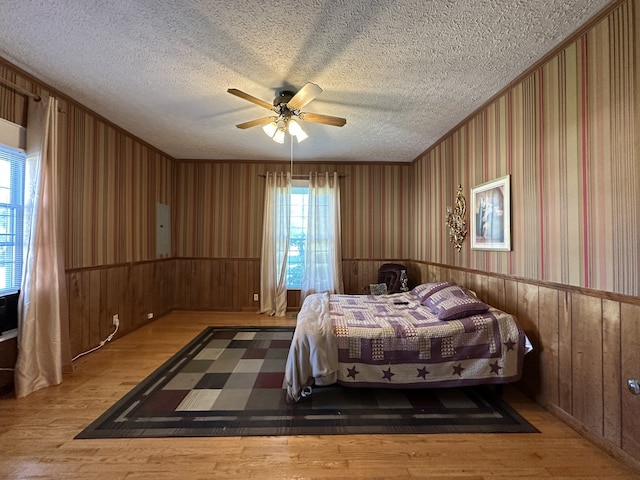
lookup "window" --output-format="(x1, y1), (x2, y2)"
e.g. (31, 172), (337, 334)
(286, 182), (308, 288)
(262, 172), (341, 307)
(0, 144), (25, 295)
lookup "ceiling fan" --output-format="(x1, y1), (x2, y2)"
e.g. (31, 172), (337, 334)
(227, 82), (346, 143)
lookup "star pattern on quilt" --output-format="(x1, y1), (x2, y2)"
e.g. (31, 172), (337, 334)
(416, 367), (430, 379)
(504, 338), (516, 351)
(347, 365), (359, 379)
(489, 361), (503, 375)
(452, 363), (465, 376)
(382, 368), (395, 381)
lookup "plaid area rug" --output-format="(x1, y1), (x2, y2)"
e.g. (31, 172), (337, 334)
(76, 326), (538, 439)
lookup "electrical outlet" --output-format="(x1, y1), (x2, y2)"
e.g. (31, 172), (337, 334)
(253, 293), (259, 301)
(147, 312), (154, 320)
(112, 314), (120, 327)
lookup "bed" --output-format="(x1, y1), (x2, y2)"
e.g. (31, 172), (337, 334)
(285, 282), (531, 403)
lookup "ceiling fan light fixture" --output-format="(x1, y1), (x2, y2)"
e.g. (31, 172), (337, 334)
(288, 119), (308, 142)
(273, 128), (286, 144)
(295, 131), (308, 143)
(287, 119), (302, 135)
(228, 82), (345, 144)
(262, 121), (278, 138)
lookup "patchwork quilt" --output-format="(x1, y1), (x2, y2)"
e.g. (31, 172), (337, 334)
(285, 286), (529, 403)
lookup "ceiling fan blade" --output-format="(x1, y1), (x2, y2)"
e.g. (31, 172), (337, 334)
(287, 82), (323, 110)
(298, 112), (347, 127)
(227, 88), (276, 111)
(235, 117), (276, 129)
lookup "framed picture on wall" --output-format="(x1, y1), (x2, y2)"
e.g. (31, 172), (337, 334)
(470, 175), (511, 251)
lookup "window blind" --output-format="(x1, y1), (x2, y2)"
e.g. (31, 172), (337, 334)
(0, 144), (25, 294)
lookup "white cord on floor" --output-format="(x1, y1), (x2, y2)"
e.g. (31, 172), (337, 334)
(0, 325), (119, 371)
(72, 323), (119, 362)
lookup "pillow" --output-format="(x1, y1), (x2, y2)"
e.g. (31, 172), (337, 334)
(369, 283), (388, 295)
(423, 285), (490, 320)
(411, 282), (451, 303)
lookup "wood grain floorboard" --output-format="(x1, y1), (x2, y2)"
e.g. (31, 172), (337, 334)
(0, 311), (637, 479)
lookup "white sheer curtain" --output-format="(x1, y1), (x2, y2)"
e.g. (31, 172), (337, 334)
(258, 172), (291, 316)
(14, 96), (72, 398)
(300, 172), (344, 302)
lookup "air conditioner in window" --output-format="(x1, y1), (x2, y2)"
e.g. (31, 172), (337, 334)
(0, 291), (19, 335)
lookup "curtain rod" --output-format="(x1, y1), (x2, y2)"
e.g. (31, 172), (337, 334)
(0, 77), (41, 101)
(258, 173), (346, 179)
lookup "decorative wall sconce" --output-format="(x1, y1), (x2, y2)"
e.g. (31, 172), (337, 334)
(445, 184), (467, 252)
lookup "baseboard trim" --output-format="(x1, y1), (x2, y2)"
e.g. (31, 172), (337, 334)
(545, 403), (640, 474)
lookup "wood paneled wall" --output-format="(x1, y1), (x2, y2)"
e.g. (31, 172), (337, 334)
(60, 253), (640, 467)
(170, 258), (411, 311)
(405, 2), (640, 468)
(67, 260), (174, 355)
(411, 261), (640, 469)
(342, 259), (412, 294)
(411, 0), (639, 297)
(173, 258), (260, 311)
(60, 103), (174, 269)
(173, 161), (412, 260)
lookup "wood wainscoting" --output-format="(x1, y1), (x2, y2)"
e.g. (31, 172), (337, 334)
(171, 258), (412, 312)
(8, 256), (640, 470)
(54, 256), (640, 471)
(342, 259), (413, 294)
(410, 261), (640, 472)
(173, 258), (261, 311)
(67, 259), (175, 357)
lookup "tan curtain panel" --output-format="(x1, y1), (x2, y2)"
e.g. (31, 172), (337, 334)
(15, 96), (71, 398)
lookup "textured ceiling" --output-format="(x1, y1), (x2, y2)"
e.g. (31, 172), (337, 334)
(0, 0), (611, 163)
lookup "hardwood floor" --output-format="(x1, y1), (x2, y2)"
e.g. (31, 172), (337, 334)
(0, 311), (637, 480)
